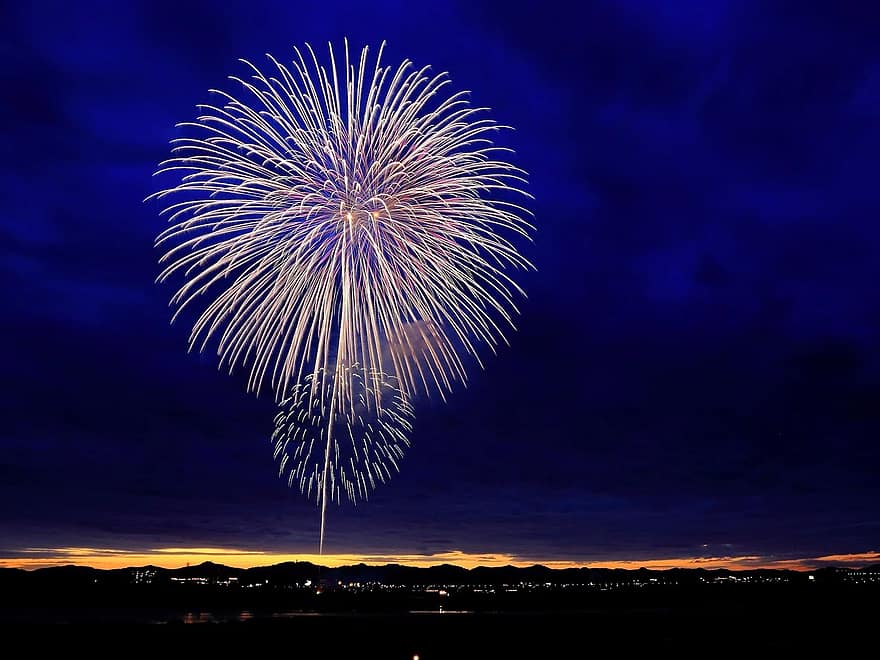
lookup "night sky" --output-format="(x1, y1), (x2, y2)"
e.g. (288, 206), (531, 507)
(2, 0), (879, 569)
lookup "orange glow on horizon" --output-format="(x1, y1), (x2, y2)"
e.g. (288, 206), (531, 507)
(0, 547), (876, 571)
(813, 551), (880, 564)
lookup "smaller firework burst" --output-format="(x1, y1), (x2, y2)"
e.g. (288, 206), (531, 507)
(272, 366), (415, 505)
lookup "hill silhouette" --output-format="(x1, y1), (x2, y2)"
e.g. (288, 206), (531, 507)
(2, 560), (878, 587)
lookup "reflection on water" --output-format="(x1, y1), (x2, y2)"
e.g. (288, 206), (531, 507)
(177, 609), (473, 623)
(0, 608), (479, 624)
(181, 610), (333, 623)
(182, 610), (255, 624)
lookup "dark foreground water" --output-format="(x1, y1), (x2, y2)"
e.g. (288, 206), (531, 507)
(1, 605), (873, 657)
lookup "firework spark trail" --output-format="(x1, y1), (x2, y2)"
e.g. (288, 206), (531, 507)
(151, 40), (533, 553)
(319, 390), (334, 556)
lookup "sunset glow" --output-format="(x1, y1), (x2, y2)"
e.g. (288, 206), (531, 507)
(2, 547), (876, 571)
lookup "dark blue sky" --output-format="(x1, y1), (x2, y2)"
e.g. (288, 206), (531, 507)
(2, 0), (879, 566)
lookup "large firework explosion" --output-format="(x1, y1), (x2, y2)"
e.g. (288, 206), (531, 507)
(151, 40), (533, 552)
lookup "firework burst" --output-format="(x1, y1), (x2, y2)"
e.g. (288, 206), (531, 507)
(272, 367), (414, 505)
(151, 40), (533, 551)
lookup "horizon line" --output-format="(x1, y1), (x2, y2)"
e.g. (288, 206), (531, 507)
(2, 547), (878, 572)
